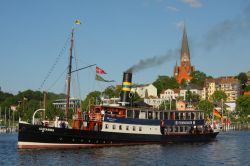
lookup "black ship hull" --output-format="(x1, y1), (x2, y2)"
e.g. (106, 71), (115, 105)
(18, 123), (219, 149)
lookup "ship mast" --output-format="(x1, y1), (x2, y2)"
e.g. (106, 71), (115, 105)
(65, 29), (74, 122)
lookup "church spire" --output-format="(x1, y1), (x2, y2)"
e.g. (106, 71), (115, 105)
(181, 25), (190, 63)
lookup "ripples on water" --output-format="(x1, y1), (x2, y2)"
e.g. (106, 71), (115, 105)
(0, 131), (249, 166)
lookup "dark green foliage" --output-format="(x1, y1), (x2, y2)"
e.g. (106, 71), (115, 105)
(237, 72), (248, 85)
(0, 91), (13, 104)
(102, 85), (121, 98)
(153, 76), (179, 95)
(198, 100), (214, 117)
(210, 90), (227, 103)
(0, 90), (66, 122)
(244, 85), (250, 92)
(185, 90), (200, 105)
(82, 91), (101, 111)
(236, 95), (250, 119)
(190, 70), (207, 88)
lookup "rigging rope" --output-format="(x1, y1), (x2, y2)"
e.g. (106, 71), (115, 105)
(46, 67), (68, 91)
(73, 46), (82, 99)
(38, 33), (71, 91)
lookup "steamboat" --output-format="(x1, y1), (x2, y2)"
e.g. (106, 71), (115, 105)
(17, 27), (219, 149)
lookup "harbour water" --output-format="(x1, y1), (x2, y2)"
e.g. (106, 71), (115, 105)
(0, 131), (249, 166)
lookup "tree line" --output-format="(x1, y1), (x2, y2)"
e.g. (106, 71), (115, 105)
(0, 71), (249, 123)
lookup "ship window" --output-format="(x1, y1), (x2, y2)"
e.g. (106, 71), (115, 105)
(126, 126), (129, 131)
(148, 111), (153, 119)
(139, 111), (146, 119)
(113, 125), (116, 130)
(155, 112), (158, 120)
(127, 110), (133, 118)
(175, 112), (180, 120)
(119, 125), (122, 130)
(160, 112), (163, 119)
(180, 126), (183, 132)
(164, 112), (168, 120)
(139, 127), (142, 131)
(170, 112), (174, 120)
(180, 113), (184, 120)
(134, 111), (140, 119)
(105, 124), (109, 129)
(133, 126), (136, 131)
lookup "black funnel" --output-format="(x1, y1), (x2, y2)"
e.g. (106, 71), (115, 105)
(120, 72), (132, 106)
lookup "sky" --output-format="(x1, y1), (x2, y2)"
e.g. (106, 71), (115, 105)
(0, 0), (250, 99)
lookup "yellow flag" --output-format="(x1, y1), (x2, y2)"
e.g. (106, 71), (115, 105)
(75, 20), (81, 25)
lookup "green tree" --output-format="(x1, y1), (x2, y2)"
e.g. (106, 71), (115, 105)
(245, 85), (250, 92)
(0, 89), (67, 121)
(210, 90), (227, 104)
(198, 100), (214, 117)
(237, 72), (248, 88)
(82, 91), (101, 111)
(103, 85), (121, 98)
(236, 95), (250, 120)
(190, 70), (207, 88)
(185, 90), (201, 108)
(153, 76), (179, 95)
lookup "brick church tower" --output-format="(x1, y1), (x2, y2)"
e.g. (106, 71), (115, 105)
(174, 26), (195, 84)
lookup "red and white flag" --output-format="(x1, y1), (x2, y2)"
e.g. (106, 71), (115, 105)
(96, 66), (107, 74)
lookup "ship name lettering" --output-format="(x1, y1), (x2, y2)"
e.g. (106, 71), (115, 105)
(39, 127), (55, 132)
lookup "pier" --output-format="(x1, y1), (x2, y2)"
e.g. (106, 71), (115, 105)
(222, 123), (250, 132)
(0, 126), (18, 134)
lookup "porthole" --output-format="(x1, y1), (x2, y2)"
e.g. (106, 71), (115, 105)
(133, 126), (136, 131)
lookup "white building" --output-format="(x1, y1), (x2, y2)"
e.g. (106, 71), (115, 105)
(160, 89), (179, 100)
(179, 87), (206, 101)
(131, 84), (157, 98)
(53, 98), (81, 110)
(144, 98), (164, 109)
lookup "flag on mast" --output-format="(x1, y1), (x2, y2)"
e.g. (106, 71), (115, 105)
(96, 66), (107, 74)
(75, 20), (81, 25)
(95, 74), (114, 82)
(213, 109), (222, 118)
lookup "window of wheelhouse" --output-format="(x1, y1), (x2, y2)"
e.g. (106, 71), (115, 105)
(180, 112), (184, 120)
(175, 112), (180, 120)
(119, 125), (122, 130)
(134, 110), (140, 119)
(170, 112), (175, 120)
(127, 110), (134, 118)
(139, 111), (147, 119)
(164, 112), (168, 120)
(187, 112), (191, 120)
(155, 112), (159, 120)
(112, 125), (116, 130)
(160, 112), (163, 120)
(105, 124), (109, 129)
(148, 111), (153, 119)
(133, 126), (136, 131)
